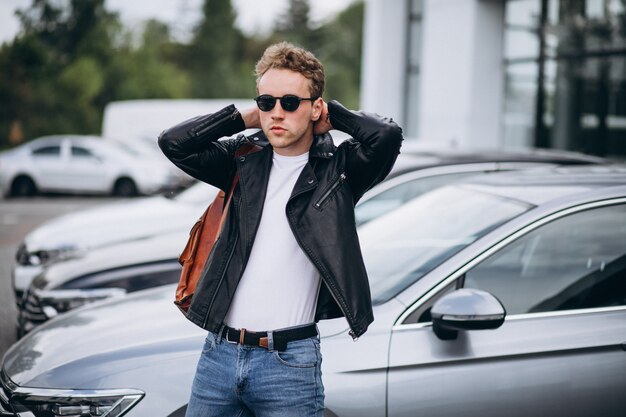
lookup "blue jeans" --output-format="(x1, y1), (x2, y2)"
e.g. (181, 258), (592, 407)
(185, 328), (325, 417)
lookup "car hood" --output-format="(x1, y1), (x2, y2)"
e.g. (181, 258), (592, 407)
(2, 286), (350, 389)
(36, 230), (189, 289)
(3, 285), (205, 388)
(23, 196), (204, 253)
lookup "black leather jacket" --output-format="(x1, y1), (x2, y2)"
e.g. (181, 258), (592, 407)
(158, 100), (403, 338)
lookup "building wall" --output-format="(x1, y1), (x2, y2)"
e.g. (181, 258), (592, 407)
(360, 0), (408, 128)
(362, 0), (506, 148)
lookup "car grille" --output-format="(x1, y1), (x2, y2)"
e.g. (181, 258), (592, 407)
(19, 288), (47, 331)
(0, 371), (16, 416)
(12, 290), (23, 306)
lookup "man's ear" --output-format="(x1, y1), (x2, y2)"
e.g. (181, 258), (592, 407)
(311, 97), (323, 121)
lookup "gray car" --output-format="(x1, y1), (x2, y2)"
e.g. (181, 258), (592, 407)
(3, 165), (626, 417)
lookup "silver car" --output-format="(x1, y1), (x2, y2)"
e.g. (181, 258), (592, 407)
(2, 165), (626, 416)
(0, 135), (179, 197)
(17, 230), (189, 336)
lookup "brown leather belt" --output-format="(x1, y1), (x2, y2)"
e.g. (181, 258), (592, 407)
(221, 323), (317, 352)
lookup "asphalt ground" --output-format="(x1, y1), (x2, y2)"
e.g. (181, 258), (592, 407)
(0, 196), (119, 361)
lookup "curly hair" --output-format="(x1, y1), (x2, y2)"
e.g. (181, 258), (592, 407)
(255, 42), (325, 99)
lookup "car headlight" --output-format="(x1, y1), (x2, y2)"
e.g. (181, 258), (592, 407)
(9, 386), (144, 417)
(16, 244), (84, 267)
(36, 288), (127, 318)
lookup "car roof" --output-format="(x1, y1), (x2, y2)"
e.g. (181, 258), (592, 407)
(25, 135), (103, 148)
(400, 141), (607, 162)
(458, 164), (626, 206)
(391, 143), (607, 177)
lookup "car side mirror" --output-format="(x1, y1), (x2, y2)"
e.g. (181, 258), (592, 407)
(431, 288), (506, 340)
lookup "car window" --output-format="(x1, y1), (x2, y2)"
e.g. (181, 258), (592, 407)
(32, 145), (61, 156)
(359, 185), (532, 304)
(355, 171), (483, 226)
(107, 140), (142, 157)
(463, 204), (626, 315)
(71, 146), (95, 158)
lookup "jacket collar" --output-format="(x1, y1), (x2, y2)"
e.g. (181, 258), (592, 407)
(246, 130), (337, 159)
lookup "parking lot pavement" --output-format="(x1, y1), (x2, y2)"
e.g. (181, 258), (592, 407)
(0, 197), (119, 360)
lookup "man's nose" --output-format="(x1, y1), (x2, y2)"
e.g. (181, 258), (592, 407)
(270, 100), (286, 118)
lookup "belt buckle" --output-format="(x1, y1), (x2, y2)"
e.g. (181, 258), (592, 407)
(226, 328), (246, 345)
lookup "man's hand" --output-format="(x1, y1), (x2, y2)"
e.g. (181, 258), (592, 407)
(241, 107), (261, 129)
(313, 101), (333, 136)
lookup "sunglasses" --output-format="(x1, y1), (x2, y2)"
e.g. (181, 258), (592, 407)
(254, 94), (317, 112)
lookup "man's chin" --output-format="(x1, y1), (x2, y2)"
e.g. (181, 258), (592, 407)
(267, 135), (293, 149)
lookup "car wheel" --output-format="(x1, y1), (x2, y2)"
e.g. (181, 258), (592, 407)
(10, 175), (37, 197)
(113, 178), (138, 197)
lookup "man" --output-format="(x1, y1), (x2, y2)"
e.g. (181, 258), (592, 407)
(158, 42), (403, 417)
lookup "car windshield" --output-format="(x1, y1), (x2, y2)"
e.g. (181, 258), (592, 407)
(105, 139), (143, 157)
(359, 185), (533, 304)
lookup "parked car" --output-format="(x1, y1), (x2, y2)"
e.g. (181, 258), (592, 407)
(0, 135), (179, 198)
(3, 165), (626, 417)
(11, 181), (218, 301)
(107, 136), (196, 190)
(10, 146), (605, 305)
(17, 230), (187, 336)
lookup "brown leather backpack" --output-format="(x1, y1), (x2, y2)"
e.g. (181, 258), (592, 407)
(174, 142), (259, 314)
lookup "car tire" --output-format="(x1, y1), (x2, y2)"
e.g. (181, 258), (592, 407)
(113, 178), (138, 197)
(10, 175), (37, 197)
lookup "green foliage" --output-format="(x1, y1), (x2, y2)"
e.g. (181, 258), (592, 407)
(185, 0), (252, 98)
(0, 0), (364, 149)
(273, 0), (321, 50)
(317, 1), (364, 109)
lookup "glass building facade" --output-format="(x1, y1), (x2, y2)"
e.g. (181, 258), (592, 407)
(504, 0), (626, 158)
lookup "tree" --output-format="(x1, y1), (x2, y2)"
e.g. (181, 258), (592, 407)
(107, 20), (190, 101)
(0, 0), (192, 149)
(0, 0), (120, 146)
(317, 1), (364, 108)
(273, 0), (320, 50)
(184, 0), (252, 98)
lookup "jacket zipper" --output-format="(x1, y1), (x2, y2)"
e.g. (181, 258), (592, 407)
(202, 190), (243, 329)
(202, 232), (237, 328)
(202, 165), (247, 328)
(313, 173), (346, 209)
(286, 204), (359, 341)
(191, 109), (239, 137)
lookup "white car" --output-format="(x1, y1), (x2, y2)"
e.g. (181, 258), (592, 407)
(107, 136), (196, 190)
(12, 182), (218, 301)
(0, 135), (180, 198)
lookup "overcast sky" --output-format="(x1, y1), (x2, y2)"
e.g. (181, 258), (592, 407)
(0, 0), (355, 44)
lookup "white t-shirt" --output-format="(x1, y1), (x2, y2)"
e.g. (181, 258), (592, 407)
(224, 151), (322, 331)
